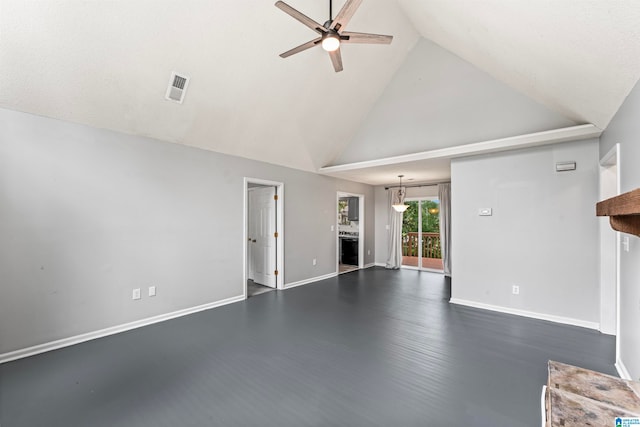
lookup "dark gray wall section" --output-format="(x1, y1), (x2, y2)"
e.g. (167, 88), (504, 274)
(0, 108), (374, 354)
(599, 79), (640, 379)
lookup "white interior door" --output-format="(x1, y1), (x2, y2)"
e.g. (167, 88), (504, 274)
(247, 189), (256, 281)
(250, 186), (277, 288)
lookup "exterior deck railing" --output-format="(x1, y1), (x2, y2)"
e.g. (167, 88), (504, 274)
(402, 232), (442, 259)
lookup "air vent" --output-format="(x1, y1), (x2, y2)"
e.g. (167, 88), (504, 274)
(165, 72), (190, 104)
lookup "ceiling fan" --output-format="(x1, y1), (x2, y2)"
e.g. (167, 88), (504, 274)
(275, 0), (393, 72)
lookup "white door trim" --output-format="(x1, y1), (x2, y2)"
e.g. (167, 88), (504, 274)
(598, 144), (620, 343)
(403, 196), (444, 272)
(244, 178), (285, 297)
(336, 191), (365, 271)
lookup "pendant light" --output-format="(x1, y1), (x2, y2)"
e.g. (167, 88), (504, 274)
(392, 175), (408, 213)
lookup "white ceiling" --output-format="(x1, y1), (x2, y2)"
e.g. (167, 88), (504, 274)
(396, 0), (640, 130)
(1, 1), (639, 186)
(0, 0), (419, 172)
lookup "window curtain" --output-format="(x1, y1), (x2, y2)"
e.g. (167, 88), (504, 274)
(438, 183), (452, 276)
(385, 189), (404, 269)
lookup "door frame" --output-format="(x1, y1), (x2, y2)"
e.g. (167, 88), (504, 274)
(336, 191), (365, 272)
(599, 144), (620, 342)
(402, 197), (444, 273)
(243, 178), (285, 298)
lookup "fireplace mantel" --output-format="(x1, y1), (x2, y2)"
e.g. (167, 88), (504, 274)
(597, 188), (640, 237)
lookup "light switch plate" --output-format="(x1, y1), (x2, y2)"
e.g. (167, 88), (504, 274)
(148, 286), (156, 297)
(132, 288), (141, 300)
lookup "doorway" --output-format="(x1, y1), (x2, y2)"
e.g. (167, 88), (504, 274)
(244, 178), (284, 298)
(401, 198), (443, 272)
(599, 144), (620, 339)
(337, 192), (364, 274)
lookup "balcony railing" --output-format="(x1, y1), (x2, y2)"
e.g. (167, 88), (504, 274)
(402, 232), (442, 259)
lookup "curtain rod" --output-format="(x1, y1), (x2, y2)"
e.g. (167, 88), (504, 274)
(384, 181), (450, 190)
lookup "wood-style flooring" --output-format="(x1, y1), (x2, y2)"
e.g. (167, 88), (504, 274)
(247, 279), (274, 297)
(0, 267), (615, 426)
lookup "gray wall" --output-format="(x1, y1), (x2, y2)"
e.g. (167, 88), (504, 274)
(331, 38), (576, 165)
(600, 80), (640, 379)
(0, 108), (374, 355)
(450, 139), (600, 324)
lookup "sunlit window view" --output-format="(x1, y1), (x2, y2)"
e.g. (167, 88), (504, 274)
(401, 199), (443, 271)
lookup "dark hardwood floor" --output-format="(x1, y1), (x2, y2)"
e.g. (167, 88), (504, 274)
(0, 267), (615, 426)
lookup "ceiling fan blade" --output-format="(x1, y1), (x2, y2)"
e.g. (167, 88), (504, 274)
(275, 1), (325, 34)
(330, 0), (363, 31)
(341, 31), (393, 44)
(280, 37), (322, 58)
(329, 48), (343, 73)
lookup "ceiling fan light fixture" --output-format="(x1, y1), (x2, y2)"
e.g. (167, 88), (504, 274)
(322, 33), (340, 52)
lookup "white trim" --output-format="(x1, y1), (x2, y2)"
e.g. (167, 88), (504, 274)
(449, 298), (600, 330)
(243, 178), (285, 294)
(600, 143), (620, 167)
(374, 262), (386, 267)
(337, 191), (365, 270)
(598, 143), (620, 342)
(284, 272), (337, 289)
(403, 196), (444, 272)
(319, 124), (602, 173)
(616, 358), (632, 380)
(0, 295), (245, 364)
(364, 263), (376, 269)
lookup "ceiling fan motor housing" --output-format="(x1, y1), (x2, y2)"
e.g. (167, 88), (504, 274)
(275, 0), (393, 72)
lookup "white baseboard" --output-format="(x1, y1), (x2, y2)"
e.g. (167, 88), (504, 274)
(284, 272), (337, 289)
(374, 262), (386, 267)
(364, 263), (376, 269)
(616, 358), (633, 380)
(0, 294), (245, 364)
(449, 298), (600, 330)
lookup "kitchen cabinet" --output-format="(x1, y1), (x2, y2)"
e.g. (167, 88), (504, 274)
(347, 198), (359, 221)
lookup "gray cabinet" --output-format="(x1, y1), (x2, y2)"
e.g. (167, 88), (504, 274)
(347, 198), (359, 221)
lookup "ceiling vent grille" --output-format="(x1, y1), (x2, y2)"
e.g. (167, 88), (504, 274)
(165, 72), (190, 104)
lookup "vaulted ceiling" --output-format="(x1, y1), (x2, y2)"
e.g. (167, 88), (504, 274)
(1, 1), (639, 185)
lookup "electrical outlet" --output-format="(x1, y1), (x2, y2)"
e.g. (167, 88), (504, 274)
(132, 288), (141, 300)
(623, 236), (630, 252)
(367, 249), (371, 256)
(330, 225), (335, 232)
(148, 286), (156, 297)
(312, 258), (317, 266)
(512, 285), (520, 295)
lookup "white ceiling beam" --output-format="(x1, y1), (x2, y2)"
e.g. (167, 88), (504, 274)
(318, 124), (602, 174)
